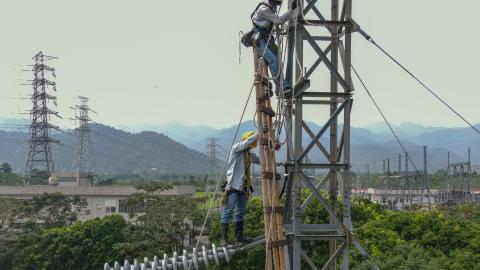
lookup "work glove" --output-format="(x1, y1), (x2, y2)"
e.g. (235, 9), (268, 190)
(291, 0), (297, 10)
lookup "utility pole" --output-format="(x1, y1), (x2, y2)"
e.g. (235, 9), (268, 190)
(387, 158), (390, 174)
(404, 152), (409, 207)
(398, 153), (401, 173)
(365, 164), (369, 191)
(354, 172), (361, 199)
(468, 147), (471, 174)
(405, 152), (409, 172)
(447, 151), (450, 176)
(71, 96), (96, 174)
(25, 52), (61, 181)
(423, 145), (431, 209)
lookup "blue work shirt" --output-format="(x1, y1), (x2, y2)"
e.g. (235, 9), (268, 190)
(225, 134), (260, 191)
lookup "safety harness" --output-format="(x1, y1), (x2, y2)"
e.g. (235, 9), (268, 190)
(251, 2), (274, 32)
(241, 2), (275, 48)
(243, 151), (254, 198)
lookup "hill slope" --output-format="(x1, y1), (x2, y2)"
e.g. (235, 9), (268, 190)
(0, 124), (211, 174)
(141, 120), (461, 172)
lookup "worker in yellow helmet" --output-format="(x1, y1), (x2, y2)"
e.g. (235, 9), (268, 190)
(220, 131), (259, 246)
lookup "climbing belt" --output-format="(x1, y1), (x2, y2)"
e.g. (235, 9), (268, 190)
(253, 49), (287, 270)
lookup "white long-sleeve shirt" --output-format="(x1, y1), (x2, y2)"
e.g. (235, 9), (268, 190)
(225, 134), (260, 191)
(252, 3), (293, 29)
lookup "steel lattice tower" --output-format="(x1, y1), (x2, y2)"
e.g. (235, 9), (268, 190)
(206, 137), (221, 173)
(281, 0), (373, 269)
(71, 96), (96, 173)
(25, 51), (61, 180)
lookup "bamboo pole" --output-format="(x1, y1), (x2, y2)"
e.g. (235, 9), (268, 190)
(254, 51), (273, 270)
(258, 63), (281, 270)
(265, 85), (286, 270)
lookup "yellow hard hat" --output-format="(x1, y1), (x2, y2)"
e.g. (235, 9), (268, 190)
(242, 131), (256, 141)
(242, 131), (257, 148)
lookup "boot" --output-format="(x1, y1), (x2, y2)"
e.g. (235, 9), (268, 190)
(234, 221), (252, 245)
(220, 223), (229, 246)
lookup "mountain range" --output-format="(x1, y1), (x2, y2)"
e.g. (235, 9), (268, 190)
(129, 120), (480, 172)
(0, 122), (211, 175)
(0, 117), (478, 174)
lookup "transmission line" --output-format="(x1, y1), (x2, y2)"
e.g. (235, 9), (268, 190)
(357, 28), (480, 136)
(352, 64), (431, 210)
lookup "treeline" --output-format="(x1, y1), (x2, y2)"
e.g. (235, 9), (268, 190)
(95, 172), (221, 191)
(207, 198), (480, 269)
(1, 186), (479, 269)
(0, 183), (206, 270)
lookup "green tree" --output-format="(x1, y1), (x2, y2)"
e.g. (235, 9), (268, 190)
(0, 163), (12, 173)
(26, 192), (88, 228)
(112, 183), (206, 260)
(0, 198), (26, 231)
(0, 172), (23, 186)
(0, 198), (26, 270)
(12, 215), (127, 270)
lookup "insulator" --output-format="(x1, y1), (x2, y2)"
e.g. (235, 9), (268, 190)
(104, 244), (237, 270)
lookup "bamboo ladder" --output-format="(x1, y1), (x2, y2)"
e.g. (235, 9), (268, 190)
(253, 48), (286, 270)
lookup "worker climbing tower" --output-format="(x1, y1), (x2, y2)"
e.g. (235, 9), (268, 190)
(105, 1), (378, 269)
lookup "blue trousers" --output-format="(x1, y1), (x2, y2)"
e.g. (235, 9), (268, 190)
(220, 190), (247, 224)
(257, 37), (290, 93)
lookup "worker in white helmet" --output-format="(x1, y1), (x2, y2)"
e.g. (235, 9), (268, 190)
(220, 131), (259, 245)
(251, 0), (297, 97)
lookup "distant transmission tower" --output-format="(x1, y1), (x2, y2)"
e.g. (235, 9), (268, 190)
(206, 137), (221, 172)
(71, 96), (96, 173)
(25, 52), (61, 180)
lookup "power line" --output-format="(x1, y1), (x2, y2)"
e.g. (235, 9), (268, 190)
(357, 28), (480, 136)
(352, 64), (431, 209)
(352, 65), (419, 172)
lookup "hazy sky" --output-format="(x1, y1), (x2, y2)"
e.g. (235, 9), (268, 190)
(0, 0), (479, 129)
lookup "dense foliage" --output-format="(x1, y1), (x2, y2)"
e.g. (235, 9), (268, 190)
(12, 215), (127, 270)
(209, 198), (480, 270)
(112, 183), (206, 260)
(2, 187), (480, 269)
(0, 172), (23, 186)
(0, 185), (206, 270)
